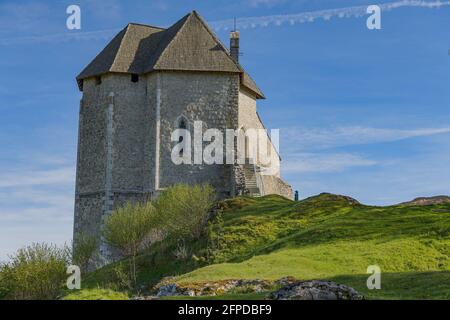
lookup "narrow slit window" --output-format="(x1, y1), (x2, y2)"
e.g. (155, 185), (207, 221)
(178, 118), (187, 157)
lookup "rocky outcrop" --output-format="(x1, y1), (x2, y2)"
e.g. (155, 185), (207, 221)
(269, 279), (363, 300)
(154, 277), (363, 300)
(400, 196), (450, 206)
(155, 279), (273, 297)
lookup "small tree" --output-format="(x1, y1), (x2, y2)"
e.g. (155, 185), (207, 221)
(72, 234), (98, 274)
(155, 184), (215, 240)
(0, 243), (69, 300)
(102, 201), (156, 285)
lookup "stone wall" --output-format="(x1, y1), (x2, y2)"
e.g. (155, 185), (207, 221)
(158, 71), (239, 198)
(74, 70), (293, 267)
(74, 77), (109, 252)
(238, 88), (281, 177)
(238, 88), (293, 198)
(260, 175), (294, 200)
(74, 71), (242, 265)
(74, 73), (156, 266)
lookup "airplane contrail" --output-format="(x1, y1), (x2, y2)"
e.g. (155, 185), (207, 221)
(210, 0), (450, 30)
(1, 0), (449, 46)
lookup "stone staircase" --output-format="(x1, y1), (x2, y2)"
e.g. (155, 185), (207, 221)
(243, 162), (262, 197)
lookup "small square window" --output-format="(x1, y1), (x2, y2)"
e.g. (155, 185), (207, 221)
(131, 74), (139, 83)
(95, 76), (102, 85)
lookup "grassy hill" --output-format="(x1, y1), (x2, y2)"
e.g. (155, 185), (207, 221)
(79, 193), (450, 300)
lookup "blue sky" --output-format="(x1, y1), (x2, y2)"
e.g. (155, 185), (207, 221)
(0, 0), (449, 260)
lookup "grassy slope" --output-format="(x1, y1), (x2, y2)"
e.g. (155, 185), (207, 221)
(63, 288), (129, 300)
(85, 194), (450, 300)
(176, 194), (450, 299)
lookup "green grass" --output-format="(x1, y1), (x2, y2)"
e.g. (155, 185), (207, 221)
(62, 288), (129, 300)
(81, 193), (450, 300)
(160, 292), (267, 300)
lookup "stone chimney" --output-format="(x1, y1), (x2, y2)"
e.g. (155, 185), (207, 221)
(230, 31), (240, 63)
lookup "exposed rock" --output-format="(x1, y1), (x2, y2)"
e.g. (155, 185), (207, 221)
(154, 278), (273, 297)
(400, 196), (450, 206)
(275, 276), (298, 287)
(269, 280), (363, 300)
(153, 277), (363, 300)
(156, 283), (179, 297)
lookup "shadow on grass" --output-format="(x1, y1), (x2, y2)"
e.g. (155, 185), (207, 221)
(328, 270), (450, 300)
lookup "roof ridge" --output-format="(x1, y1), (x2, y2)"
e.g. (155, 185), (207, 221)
(152, 12), (192, 69)
(110, 25), (130, 72)
(128, 22), (165, 30)
(191, 11), (243, 73)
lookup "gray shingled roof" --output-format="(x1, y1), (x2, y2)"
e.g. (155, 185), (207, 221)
(77, 11), (264, 99)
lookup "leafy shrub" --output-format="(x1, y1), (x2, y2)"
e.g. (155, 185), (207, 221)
(0, 243), (69, 300)
(155, 184), (215, 240)
(103, 201), (157, 285)
(72, 233), (98, 273)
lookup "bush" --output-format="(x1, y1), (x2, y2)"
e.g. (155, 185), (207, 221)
(155, 184), (215, 240)
(72, 234), (98, 273)
(103, 201), (157, 285)
(0, 243), (69, 300)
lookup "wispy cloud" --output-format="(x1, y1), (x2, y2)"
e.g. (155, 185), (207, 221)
(0, 167), (75, 188)
(282, 126), (450, 151)
(0, 149), (75, 260)
(0, 164), (75, 261)
(0, 193), (74, 223)
(283, 152), (377, 173)
(82, 0), (122, 21)
(212, 0), (450, 30)
(2, 1), (449, 45)
(0, 28), (121, 46)
(246, 0), (286, 8)
(0, 2), (51, 35)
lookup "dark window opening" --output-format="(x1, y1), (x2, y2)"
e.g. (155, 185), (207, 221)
(131, 74), (139, 83)
(95, 76), (102, 85)
(178, 118), (187, 157)
(179, 135), (184, 157)
(179, 118), (187, 129)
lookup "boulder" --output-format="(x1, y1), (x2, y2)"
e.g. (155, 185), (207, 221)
(269, 280), (363, 300)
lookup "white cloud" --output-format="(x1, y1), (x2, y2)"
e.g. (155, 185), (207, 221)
(211, 0), (450, 30)
(0, 204), (74, 223)
(289, 145), (450, 206)
(246, 0), (286, 8)
(0, 28), (120, 46)
(0, 222), (73, 262)
(282, 126), (450, 151)
(2, 0), (450, 45)
(283, 152), (377, 173)
(0, 187), (73, 209)
(0, 164), (75, 260)
(0, 167), (75, 188)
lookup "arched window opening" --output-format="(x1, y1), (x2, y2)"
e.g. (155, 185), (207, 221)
(179, 118), (187, 130)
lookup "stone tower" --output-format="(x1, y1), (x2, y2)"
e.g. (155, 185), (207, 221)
(73, 11), (292, 265)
